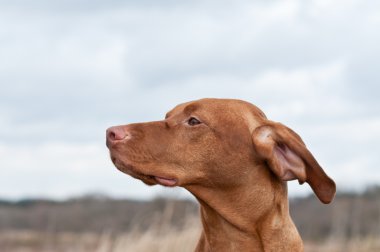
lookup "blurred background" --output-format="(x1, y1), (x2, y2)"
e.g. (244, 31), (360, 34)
(0, 0), (379, 251)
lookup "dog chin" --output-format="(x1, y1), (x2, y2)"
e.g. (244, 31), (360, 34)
(112, 161), (157, 186)
(141, 179), (157, 186)
(111, 157), (178, 187)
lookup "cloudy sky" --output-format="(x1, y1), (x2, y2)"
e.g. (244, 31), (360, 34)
(1, 0), (379, 200)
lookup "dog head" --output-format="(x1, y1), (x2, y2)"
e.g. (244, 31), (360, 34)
(106, 98), (335, 203)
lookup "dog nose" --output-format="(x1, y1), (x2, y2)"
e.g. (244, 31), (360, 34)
(106, 126), (128, 142)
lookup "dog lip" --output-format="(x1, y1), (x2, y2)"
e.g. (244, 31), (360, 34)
(111, 158), (177, 187)
(154, 176), (177, 187)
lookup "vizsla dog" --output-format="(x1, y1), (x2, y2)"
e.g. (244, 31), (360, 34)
(106, 98), (336, 252)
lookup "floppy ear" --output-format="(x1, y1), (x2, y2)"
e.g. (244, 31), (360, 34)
(252, 121), (336, 204)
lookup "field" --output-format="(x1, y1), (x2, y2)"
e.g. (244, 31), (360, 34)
(1, 187), (380, 252)
(1, 228), (380, 252)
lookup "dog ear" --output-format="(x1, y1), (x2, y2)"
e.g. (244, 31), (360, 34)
(252, 121), (336, 204)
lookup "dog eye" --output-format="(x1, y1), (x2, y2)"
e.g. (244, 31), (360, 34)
(188, 117), (201, 126)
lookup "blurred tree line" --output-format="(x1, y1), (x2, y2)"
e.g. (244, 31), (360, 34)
(1, 186), (380, 242)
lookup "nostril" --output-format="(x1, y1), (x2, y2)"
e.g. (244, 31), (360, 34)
(107, 126), (127, 141)
(108, 131), (116, 140)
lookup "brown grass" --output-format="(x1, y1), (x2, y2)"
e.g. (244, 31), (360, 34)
(2, 227), (380, 252)
(2, 190), (380, 252)
(0, 217), (201, 252)
(305, 237), (380, 252)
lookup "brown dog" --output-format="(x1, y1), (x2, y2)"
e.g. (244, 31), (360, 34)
(106, 98), (336, 252)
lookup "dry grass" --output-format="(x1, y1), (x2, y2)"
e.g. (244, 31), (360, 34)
(0, 229), (200, 252)
(2, 227), (380, 252)
(304, 237), (380, 252)
(0, 217), (201, 252)
(2, 190), (380, 251)
(1, 197), (380, 252)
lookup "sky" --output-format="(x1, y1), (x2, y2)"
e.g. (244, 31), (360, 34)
(0, 0), (379, 200)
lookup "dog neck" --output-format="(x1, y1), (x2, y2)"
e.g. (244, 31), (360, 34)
(187, 166), (303, 252)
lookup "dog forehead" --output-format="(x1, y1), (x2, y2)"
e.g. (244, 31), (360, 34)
(166, 99), (238, 118)
(165, 98), (266, 130)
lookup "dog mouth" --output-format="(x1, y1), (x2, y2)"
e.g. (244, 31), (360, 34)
(111, 156), (178, 187)
(153, 176), (177, 186)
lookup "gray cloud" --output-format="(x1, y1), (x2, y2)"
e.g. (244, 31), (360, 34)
(0, 0), (379, 199)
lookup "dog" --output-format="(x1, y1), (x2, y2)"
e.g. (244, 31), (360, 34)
(106, 98), (336, 251)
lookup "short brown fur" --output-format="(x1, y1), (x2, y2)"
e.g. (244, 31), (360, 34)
(106, 98), (336, 252)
